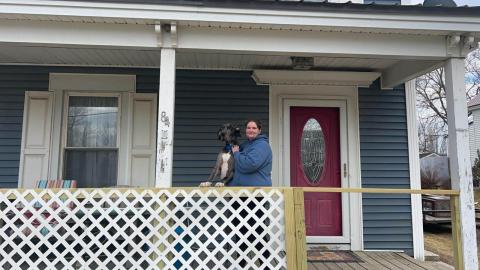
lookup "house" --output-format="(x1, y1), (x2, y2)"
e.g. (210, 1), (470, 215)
(468, 94), (480, 164)
(0, 0), (479, 269)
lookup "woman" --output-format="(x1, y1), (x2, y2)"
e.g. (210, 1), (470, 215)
(230, 119), (272, 186)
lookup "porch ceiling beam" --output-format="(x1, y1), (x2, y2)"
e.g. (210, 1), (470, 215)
(177, 27), (449, 59)
(380, 60), (442, 89)
(1, 1), (480, 33)
(0, 19), (455, 59)
(0, 19), (157, 48)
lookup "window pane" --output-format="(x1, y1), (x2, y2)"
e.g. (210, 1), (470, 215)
(67, 96), (118, 147)
(64, 149), (117, 188)
(301, 118), (325, 184)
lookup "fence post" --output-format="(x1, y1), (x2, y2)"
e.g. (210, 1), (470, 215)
(451, 195), (464, 270)
(293, 188), (307, 270)
(284, 188), (298, 270)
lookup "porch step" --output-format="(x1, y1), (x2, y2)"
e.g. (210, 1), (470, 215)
(424, 250), (440, 262)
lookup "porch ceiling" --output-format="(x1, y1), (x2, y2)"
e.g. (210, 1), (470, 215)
(0, 44), (401, 72)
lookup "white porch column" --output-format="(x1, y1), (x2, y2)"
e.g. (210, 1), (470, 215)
(445, 58), (478, 270)
(155, 48), (176, 187)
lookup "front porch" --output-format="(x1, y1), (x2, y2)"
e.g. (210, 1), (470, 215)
(0, 1), (479, 269)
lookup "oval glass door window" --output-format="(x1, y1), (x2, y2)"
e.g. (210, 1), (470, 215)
(301, 118), (325, 184)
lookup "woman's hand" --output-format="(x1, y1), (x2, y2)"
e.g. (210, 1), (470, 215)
(232, 145), (240, 153)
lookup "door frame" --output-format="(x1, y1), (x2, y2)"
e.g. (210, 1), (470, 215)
(269, 84), (363, 249)
(284, 99), (349, 244)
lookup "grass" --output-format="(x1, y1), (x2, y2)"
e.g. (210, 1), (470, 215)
(423, 189), (480, 266)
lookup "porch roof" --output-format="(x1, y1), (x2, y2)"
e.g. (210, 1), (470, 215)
(0, 0), (479, 88)
(51, 0), (480, 16)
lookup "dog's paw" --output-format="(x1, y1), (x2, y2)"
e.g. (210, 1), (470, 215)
(199, 181), (213, 187)
(214, 182), (225, 187)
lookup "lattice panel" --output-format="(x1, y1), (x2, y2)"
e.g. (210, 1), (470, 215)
(0, 188), (286, 270)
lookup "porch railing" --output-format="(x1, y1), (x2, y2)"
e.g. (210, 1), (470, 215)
(300, 187), (462, 270)
(0, 187), (462, 270)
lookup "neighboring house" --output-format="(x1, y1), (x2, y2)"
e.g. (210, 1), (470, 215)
(0, 0), (479, 267)
(468, 94), (480, 164)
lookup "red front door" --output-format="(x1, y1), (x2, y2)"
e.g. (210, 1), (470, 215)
(290, 107), (342, 236)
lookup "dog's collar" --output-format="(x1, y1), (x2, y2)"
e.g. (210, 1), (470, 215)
(224, 143), (233, 152)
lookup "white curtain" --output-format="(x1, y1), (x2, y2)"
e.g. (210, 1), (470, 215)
(64, 96), (118, 188)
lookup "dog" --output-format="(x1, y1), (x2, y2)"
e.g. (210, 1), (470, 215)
(200, 123), (240, 187)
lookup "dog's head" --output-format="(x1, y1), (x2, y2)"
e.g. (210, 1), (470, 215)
(217, 123), (241, 145)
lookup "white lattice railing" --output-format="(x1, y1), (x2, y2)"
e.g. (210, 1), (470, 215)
(0, 188), (291, 270)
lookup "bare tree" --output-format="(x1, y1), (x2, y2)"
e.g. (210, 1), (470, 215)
(416, 48), (480, 154)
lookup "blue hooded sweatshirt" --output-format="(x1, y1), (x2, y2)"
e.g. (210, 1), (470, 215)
(230, 134), (272, 186)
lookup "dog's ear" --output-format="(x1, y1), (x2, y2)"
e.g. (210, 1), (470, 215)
(217, 128), (223, 140)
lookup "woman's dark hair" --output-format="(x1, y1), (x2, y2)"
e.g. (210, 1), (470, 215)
(245, 119), (262, 130)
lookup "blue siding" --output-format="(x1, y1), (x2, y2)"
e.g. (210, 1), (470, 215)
(359, 80), (413, 255)
(173, 70), (269, 186)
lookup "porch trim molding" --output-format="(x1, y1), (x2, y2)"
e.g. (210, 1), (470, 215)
(405, 79), (425, 261)
(269, 84), (363, 250)
(253, 70), (380, 87)
(2, 0), (480, 33)
(49, 73), (136, 92)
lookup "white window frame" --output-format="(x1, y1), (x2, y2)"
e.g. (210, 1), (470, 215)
(48, 73), (136, 186)
(59, 92), (122, 187)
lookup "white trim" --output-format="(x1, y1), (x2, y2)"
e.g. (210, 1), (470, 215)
(253, 70), (380, 87)
(178, 28), (449, 59)
(59, 92), (123, 185)
(0, 20), (452, 59)
(49, 73), (136, 92)
(1, 0), (480, 33)
(405, 80), (425, 261)
(48, 73), (136, 186)
(269, 84), (363, 250)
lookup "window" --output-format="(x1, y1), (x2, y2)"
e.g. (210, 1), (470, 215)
(63, 95), (120, 188)
(19, 74), (157, 189)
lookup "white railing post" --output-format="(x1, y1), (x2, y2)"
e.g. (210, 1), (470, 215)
(445, 57), (478, 270)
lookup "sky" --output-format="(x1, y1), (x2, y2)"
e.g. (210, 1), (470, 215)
(410, 0), (480, 5)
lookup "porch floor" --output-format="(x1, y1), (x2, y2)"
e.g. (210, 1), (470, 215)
(308, 251), (453, 270)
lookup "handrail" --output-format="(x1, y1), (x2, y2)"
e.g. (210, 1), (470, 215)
(293, 187), (463, 270)
(0, 186), (460, 196)
(300, 187), (460, 196)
